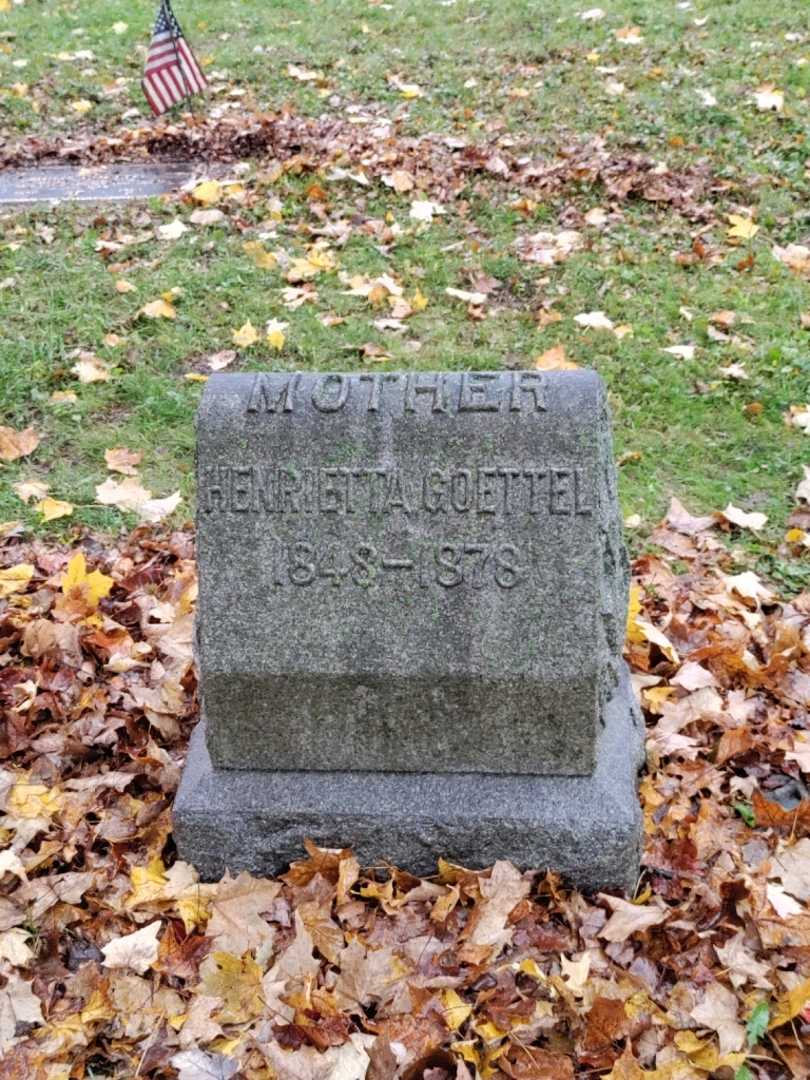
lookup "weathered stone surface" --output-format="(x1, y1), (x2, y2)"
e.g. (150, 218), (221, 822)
(196, 370), (627, 776)
(174, 667), (645, 893)
(0, 164), (198, 205)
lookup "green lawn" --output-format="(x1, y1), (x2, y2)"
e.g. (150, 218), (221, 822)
(1, 0), (809, 588)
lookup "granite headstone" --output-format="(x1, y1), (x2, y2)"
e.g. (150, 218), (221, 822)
(175, 371), (645, 891)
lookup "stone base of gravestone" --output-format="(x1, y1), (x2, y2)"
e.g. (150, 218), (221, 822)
(174, 667), (645, 893)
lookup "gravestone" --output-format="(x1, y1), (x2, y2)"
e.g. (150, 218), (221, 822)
(174, 371), (645, 891)
(0, 164), (198, 205)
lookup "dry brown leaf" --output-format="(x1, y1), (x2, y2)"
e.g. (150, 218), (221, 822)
(598, 896), (667, 942)
(104, 447), (142, 475)
(0, 425), (39, 462)
(101, 921), (161, 974)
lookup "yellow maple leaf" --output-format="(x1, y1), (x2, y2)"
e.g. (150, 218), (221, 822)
(727, 214), (759, 241)
(140, 298), (176, 319)
(127, 856), (168, 908)
(232, 321), (258, 347)
(8, 775), (63, 820)
(769, 977), (810, 1029)
(307, 245), (336, 271)
(674, 1030), (745, 1072)
(243, 241), (277, 270)
(192, 179), (222, 206)
(519, 957), (543, 979)
(176, 893), (211, 933)
(626, 583), (645, 644)
(441, 988), (472, 1031)
(534, 345), (578, 371)
(38, 497), (74, 521)
(71, 99), (93, 114)
(202, 952), (264, 1024)
(411, 287), (429, 312)
(0, 563), (34, 599)
(61, 551), (114, 610)
(80, 989), (114, 1025)
(398, 83), (423, 99)
(265, 319), (287, 351)
(451, 1041), (481, 1068)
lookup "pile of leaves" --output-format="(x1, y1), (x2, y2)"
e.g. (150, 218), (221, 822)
(0, 109), (717, 220)
(0, 514), (809, 1079)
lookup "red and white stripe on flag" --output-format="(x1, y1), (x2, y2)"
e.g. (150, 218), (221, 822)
(141, 3), (207, 116)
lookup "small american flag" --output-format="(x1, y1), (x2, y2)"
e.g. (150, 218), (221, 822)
(142, 0), (207, 116)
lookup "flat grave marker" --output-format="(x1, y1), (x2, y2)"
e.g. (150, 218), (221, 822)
(0, 163), (199, 205)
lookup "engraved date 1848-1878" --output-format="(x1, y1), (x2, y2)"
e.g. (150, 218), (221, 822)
(271, 540), (526, 589)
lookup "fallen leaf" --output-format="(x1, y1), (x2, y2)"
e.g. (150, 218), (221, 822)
(721, 504), (768, 531)
(719, 362), (748, 380)
(753, 85), (784, 112)
(466, 861), (530, 952)
(201, 951), (264, 1023)
(101, 921), (161, 974)
(446, 287), (487, 306)
(169, 1049), (240, 1080)
(242, 240), (277, 269)
(615, 25), (643, 43)
(515, 230), (581, 265)
(409, 199), (444, 223)
(383, 169), (415, 193)
(61, 551), (113, 610)
(575, 310), (615, 332)
(232, 321), (259, 347)
(691, 984), (747, 1049)
(0, 973), (43, 1048)
(265, 318), (287, 351)
(727, 214), (759, 241)
(663, 344), (696, 361)
(0, 425), (39, 461)
(769, 978), (810, 1030)
(105, 447), (142, 475)
(769, 838), (810, 902)
(598, 896), (667, 942)
(192, 179), (222, 206)
(37, 497), (74, 521)
(441, 988), (472, 1031)
(190, 208), (226, 226)
(666, 496), (714, 535)
(785, 404), (810, 433)
(12, 480), (48, 504)
(140, 298), (176, 319)
(158, 218), (188, 241)
(534, 345), (578, 371)
(207, 873), (280, 955)
(71, 355), (110, 383)
(95, 476), (151, 513)
(207, 350), (237, 371)
(95, 477), (181, 522)
(721, 570), (773, 604)
(0, 563), (34, 599)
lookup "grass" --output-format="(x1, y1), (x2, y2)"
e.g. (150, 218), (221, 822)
(1, 0), (809, 588)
